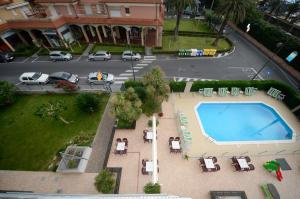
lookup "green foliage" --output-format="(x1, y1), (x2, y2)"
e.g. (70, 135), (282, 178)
(76, 93), (102, 113)
(34, 100), (69, 124)
(238, 15), (300, 71)
(13, 44), (39, 57)
(203, 9), (222, 28)
(0, 81), (16, 107)
(169, 81), (186, 92)
(142, 67), (170, 115)
(117, 119), (136, 129)
(67, 159), (78, 169)
(147, 119), (159, 127)
(190, 80), (300, 111)
(95, 169), (115, 193)
(110, 87), (142, 123)
(144, 182), (161, 194)
(124, 80), (143, 89)
(133, 86), (147, 102)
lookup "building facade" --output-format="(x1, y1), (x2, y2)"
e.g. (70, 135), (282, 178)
(0, 0), (164, 52)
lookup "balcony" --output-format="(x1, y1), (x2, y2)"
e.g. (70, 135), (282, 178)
(0, 0), (12, 6)
(33, 0), (78, 3)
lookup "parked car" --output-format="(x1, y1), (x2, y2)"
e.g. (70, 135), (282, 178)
(88, 72), (114, 84)
(19, 72), (49, 84)
(121, 51), (141, 61)
(88, 51), (111, 61)
(48, 72), (79, 84)
(0, 52), (14, 63)
(49, 51), (72, 61)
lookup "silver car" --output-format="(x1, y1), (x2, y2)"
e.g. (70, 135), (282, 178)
(88, 72), (114, 85)
(88, 51), (111, 61)
(121, 50), (141, 61)
(49, 51), (72, 61)
(19, 72), (49, 85)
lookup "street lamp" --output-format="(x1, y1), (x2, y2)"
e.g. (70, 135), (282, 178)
(129, 31), (136, 81)
(251, 42), (283, 80)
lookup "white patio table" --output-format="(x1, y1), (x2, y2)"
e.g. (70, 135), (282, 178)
(116, 142), (125, 151)
(171, 141), (180, 149)
(146, 161), (153, 172)
(204, 158), (215, 169)
(237, 158), (249, 169)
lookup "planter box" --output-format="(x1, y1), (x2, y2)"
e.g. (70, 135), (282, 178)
(56, 146), (92, 173)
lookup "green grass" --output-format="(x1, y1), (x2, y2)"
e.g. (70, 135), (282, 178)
(91, 44), (144, 54)
(164, 19), (213, 33)
(0, 93), (109, 171)
(154, 36), (231, 52)
(37, 42), (88, 56)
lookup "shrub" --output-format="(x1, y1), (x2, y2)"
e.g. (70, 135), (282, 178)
(124, 80), (143, 89)
(67, 159), (78, 169)
(117, 119), (136, 129)
(144, 182), (161, 194)
(0, 81), (16, 107)
(55, 80), (78, 92)
(190, 80), (300, 112)
(76, 93), (101, 113)
(95, 169), (115, 193)
(148, 119), (159, 127)
(169, 81), (187, 92)
(133, 86), (147, 102)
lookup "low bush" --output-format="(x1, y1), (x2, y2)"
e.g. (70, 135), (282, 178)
(148, 119), (159, 127)
(95, 169), (115, 193)
(76, 93), (102, 113)
(13, 44), (39, 57)
(169, 81), (186, 92)
(67, 159), (78, 169)
(124, 80), (143, 89)
(117, 119), (136, 129)
(190, 80), (300, 111)
(0, 81), (16, 107)
(55, 80), (78, 92)
(144, 182), (161, 194)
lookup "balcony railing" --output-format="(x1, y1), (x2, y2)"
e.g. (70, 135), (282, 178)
(33, 0), (78, 3)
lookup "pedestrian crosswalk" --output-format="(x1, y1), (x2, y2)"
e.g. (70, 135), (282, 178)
(116, 55), (157, 84)
(173, 77), (216, 82)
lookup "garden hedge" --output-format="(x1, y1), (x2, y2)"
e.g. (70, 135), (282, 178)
(169, 81), (187, 92)
(190, 80), (300, 112)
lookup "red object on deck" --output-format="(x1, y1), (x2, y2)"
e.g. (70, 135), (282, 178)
(276, 168), (283, 181)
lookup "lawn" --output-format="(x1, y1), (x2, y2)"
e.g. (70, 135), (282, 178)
(38, 42), (88, 55)
(91, 44), (144, 54)
(164, 19), (213, 33)
(0, 93), (109, 171)
(154, 36), (231, 52)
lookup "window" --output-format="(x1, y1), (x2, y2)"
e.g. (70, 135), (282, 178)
(22, 77), (27, 80)
(125, 7), (130, 14)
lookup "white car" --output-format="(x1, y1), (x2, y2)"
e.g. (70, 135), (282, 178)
(19, 72), (49, 84)
(121, 51), (141, 61)
(49, 51), (72, 61)
(88, 72), (114, 85)
(88, 51), (111, 61)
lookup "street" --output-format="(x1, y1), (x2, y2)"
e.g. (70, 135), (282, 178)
(0, 27), (299, 91)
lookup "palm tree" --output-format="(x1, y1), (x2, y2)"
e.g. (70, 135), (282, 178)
(212, 0), (253, 46)
(171, 0), (196, 38)
(285, 1), (300, 20)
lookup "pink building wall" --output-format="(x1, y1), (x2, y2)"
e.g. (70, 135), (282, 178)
(120, 6), (159, 19)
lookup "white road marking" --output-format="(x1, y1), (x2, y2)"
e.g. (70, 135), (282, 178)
(136, 63), (148, 66)
(31, 57), (39, 63)
(15, 82), (22, 85)
(114, 77), (129, 80)
(75, 56), (82, 61)
(177, 77), (184, 81)
(141, 60), (152, 64)
(143, 58), (156, 61)
(133, 66), (143, 69)
(186, 78), (191, 81)
(119, 73), (133, 76)
(250, 68), (264, 80)
(125, 70), (139, 73)
(114, 81), (125, 84)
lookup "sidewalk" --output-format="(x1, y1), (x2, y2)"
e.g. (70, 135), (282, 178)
(82, 44), (94, 56)
(0, 171), (98, 194)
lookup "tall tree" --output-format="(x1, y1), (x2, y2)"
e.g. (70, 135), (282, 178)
(212, 0), (253, 46)
(172, 0), (196, 38)
(285, 1), (300, 20)
(268, 0), (283, 14)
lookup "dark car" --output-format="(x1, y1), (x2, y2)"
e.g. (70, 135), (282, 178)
(0, 52), (14, 63)
(48, 72), (79, 84)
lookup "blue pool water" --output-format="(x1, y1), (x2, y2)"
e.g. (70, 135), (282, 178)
(196, 103), (293, 142)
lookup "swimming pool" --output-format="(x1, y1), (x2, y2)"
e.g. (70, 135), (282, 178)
(195, 102), (293, 143)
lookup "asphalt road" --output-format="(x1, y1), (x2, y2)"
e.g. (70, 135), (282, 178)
(0, 26), (299, 91)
